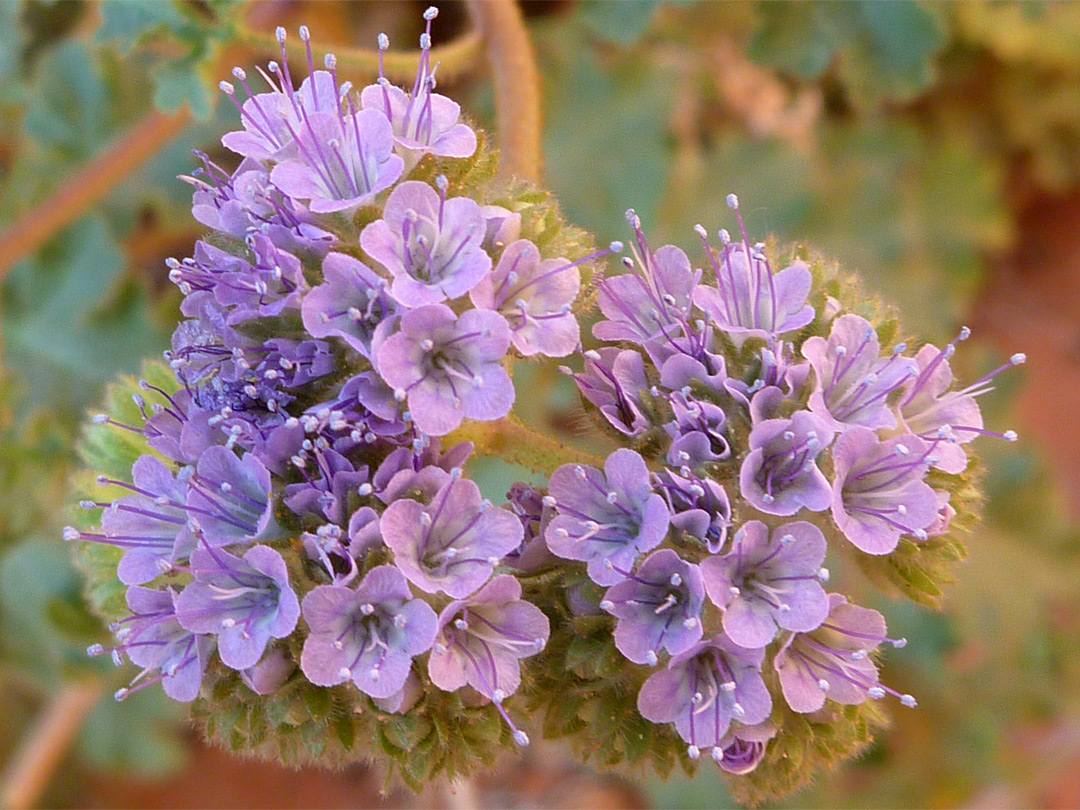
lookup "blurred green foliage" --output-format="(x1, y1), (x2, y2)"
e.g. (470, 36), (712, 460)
(1, 0), (1079, 806)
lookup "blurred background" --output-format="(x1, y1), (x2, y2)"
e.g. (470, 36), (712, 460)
(1, 1), (1079, 807)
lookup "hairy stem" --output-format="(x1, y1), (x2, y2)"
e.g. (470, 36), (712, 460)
(0, 111), (191, 280)
(0, 680), (103, 810)
(233, 26), (484, 83)
(451, 415), (605, 475)
(466, 0), (543, 183)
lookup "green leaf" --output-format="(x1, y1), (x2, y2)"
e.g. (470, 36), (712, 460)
(749, 2), (844, 78)
(1, 217), (170, 415)
(578, 0), (661, 46)
(97, 0), (186, 52)
(24, 42), (112, 157)
(153, 58), (214, 120)
(77, 685), (187, 776)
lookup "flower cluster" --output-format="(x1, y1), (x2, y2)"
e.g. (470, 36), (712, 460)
(70, 11), (607, 751)
(70, 13), (1022, 799)
(533, 199), (1022, 774)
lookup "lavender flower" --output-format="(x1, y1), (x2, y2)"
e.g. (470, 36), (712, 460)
(693, 200), (814, 341)
(594, 215), (697, 346)
(480, 204), (521, 251)
(300, 565), (437, 698)
(301, 252), (397, 361)
(714, 721), (776, 773)
(360, 10), (477, 168)
(545, 449), (670, 586)
(566, 348), (651, 437)
(186, 446), (280, 547)
(637, 635), (772, 758)
(700, 521), (829, 648)
(831, 427), (940, 554)
(67, 456), (193, 586)
(95, 587), (213, 704)
(361, 180), (491, 307)
(504, 483), (558, 572)
(176, 544), (300, 671)
(656, 470), (731, 554)
(380, 476), (523, 598)
(739, 411), (834, 516)
(600, 549), (705, 665)
(801, 314), (918, 432)
(774, 594), (914, 713)
(470, 239), (598, 358)
(664, 390), (731, 468)
(375, 305), (513, 436)
(239, 647), (295, 696)
(428, 574), (549, 702)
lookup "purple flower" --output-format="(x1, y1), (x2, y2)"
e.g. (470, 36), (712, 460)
(360, 13), (477, 168)
(373, 670), (424, 715)
(831, 427), (940, 554)
(380, 476), (523, 598)
(270, 107), (403, 215)
(774, 594), (915, 713)
(693, 204), (813, 341)
(600, 549), (705, 665)
(713, 721), (776, 773)
(801, 314), (918, 432)
(895, 331), (1024, 473)
(219, 37), (341, 162)
(428, 575), (549, 701)
(739, 411), (834, 516)
(301, 252), (397, 361)
(594, 216), (697, 346)
(470, 239), (588, 358)
(175, 544), (300, 671)
(375, 305), (513, 436)
(480, 204), (521, 251)
(98, 587), (213, 704)
(361, 180), (491, 307)
(566, 348), (651, 437)
(284, 447), (369, 526)
(212, 235), (308, 322)
(504, 483), (558, 572)
(300, 565), (438, 698)
(544, 449), (669, 586)
(700, 521), (829, 648)
(637, 635), (772, 758)
(67, 456), (194, 586)
(239, 647), (295, 696)
(186, 446), (280, 547)
(664, 390), (731, 468)
(656, 470), (731, 554)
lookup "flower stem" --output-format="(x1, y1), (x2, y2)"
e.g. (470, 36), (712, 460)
(0, 680), (103, 810)
(232, 26), (485, 84)
(466, 0), (543, 183)
(450, 415), (605, 474)
(0, 111), (191, 280)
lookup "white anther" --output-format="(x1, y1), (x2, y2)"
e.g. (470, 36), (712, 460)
(726, 194), (739, 210)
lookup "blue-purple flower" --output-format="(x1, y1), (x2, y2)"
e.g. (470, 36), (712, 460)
(186, 446), (280, 547)
(361, 180), (491, 307)
(831, 427), (940, 554)
(600, 549), (704, 665)
(470, 239), (590, 358)
(68, 456), (193, 586)
(376, 305), (513, 436)
(774, 594), (914, 713)
(300, 565), (437, 698)
(428, 574), (549, 700)
(801, 314), (917, 432)
(567, 348), (651, 437)
(360, 10), (477, 168)
(739, 411), (834, 516)
(100, 587), (213, 703)
(176, 544), (300, 671)
(637, 635), (772, 758)
(380, 476), (523, 598)
(714, 721), (776, 773)
(545, 449), (670, 586)
(656, 470), (731, 554)
(701, 521), (829, 648)
(301, 252), (397, 361)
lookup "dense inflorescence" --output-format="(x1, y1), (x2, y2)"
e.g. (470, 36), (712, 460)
(69, 10), (1021, 801)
